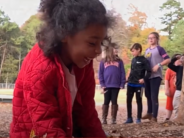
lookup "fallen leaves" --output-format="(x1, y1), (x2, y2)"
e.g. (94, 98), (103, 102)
(0, 103), (11, 137)
(1, 104), (184, 137)
(102, 121), (184, 137)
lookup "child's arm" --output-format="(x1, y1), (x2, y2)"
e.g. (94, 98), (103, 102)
(165, 80), (170, 96)
(152, 46), (170, 72)
(120, 60), (126, 88)
(126, 68), (131, 82)
(168, 57), (179, 72)
(160, 59), (171, 66)
(98, 61), (105, 88)
(158, 46), (171, 66)
(165, 69), (171, 97)
(143, 58), (152, 80)
(24, 66), (66, 137)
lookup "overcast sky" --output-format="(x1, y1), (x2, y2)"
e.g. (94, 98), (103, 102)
(0, 0), (184, 30)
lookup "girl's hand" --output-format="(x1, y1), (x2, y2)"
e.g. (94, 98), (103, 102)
(139, 79), (144, 84)
(152, 64), (159, 72)
(174, 59), (182, 66)
(165, 89), (170, 97)
(180, 56), (184, 65)
(100, 91), (106, 94)
(101, 87), (107, 94)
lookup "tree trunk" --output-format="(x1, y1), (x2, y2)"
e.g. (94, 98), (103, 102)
(174, 67), (184, 124)
(0, 45), (7, 80)
(18, 51), (21, 72)
(5, 72), (8, 89)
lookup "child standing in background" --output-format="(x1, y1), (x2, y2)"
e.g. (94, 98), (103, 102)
(168, 54), (183, 118)
(125, 43), (151, 124)
(165, 67), (176, 121)
(143, 32), (170, 122)
(99, 44), (126, 125)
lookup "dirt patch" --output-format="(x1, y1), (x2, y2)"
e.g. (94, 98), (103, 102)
(103, 121), (184, 137)
(97, 105), (184, 137)
(0, 103), (12, 138)
(0, 103), (184, 137)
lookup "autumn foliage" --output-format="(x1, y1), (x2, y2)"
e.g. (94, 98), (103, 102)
(93, 5), (169, 83)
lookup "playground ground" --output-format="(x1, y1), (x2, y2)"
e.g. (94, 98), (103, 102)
(0, 88), (168, 123)
(1, 89), (183, 137)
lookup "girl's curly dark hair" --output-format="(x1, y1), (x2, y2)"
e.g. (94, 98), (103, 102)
(36, 0), (114, 57)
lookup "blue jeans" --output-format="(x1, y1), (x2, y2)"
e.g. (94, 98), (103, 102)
(145, 77), (162, 118)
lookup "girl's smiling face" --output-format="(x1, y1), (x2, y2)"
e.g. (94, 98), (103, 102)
(62, 24), (107, 68)
(37, 0), (113, 68)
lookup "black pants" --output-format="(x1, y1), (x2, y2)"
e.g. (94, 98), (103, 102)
(104, 88), (120, 105)
(127, 85), (143, 119)
(145, 77), (161, 118)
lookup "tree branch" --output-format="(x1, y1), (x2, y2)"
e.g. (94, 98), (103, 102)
(0, 41), (8, 49)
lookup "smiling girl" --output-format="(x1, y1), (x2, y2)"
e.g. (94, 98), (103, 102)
(10, 0), (113, 137)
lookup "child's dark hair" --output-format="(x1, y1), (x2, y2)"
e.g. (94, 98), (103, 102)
(172, 53), (182, 60)
(130, 43), (142, 53)
(149, 32), (160, 45)
(36, 0), (114, 57)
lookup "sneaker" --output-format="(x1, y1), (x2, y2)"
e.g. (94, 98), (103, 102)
(136, 119), (141, 124)
(124, 118), (133, 124)
(142, 113), (152, 120)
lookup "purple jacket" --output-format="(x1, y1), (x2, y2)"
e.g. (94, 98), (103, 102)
(98, 60), (126, 88)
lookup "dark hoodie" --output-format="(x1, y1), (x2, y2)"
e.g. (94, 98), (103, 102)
(168, 57), (183, 91)
(128, 56), (151, 85)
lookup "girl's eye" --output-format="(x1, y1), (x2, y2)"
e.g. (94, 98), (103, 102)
(89, 42), (96, 46)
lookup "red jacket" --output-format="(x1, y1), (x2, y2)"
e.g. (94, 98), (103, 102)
(10, 44), (105, 137)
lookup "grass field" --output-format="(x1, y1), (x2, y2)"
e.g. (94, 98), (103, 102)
(0, 89), (14, 95)
(95, 89), (166, 105)
(0, 89), (166, 106)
